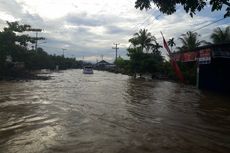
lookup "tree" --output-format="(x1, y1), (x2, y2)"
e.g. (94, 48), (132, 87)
(211, 26), (230, 44)
(114, 56), (130, 71)
(177, 31), (205, 52)
(0, 22), (45, 63)
(151, 42), (162, 55)
(167, 38), (176, 51)
(0, 21), (84, 80)
(127, 30), (164, 76)
(3, 21), (44, 47)
(129, 29), (156, 53)
(135, 0), (230, 18)
(127, 47), (144, 75)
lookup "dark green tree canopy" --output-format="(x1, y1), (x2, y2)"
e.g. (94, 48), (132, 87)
(135, 0), (230, 17)
(211, 26), (230, 44)
(2, 21), (45, 47)
(167, 38), (176, 51)
(177, 31), (205, 52)
(129, 29), (158, 53)
(0, 21), (81, 77)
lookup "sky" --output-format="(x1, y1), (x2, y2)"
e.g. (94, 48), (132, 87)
(0, 0), (229, 62)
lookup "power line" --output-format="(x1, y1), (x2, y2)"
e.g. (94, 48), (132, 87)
(129, 8), (158, 34)
(131, 14), (152, 30)
(144, 14), (161, 28)
(192, 17), (227, 32)
(148, 17), (228, 43)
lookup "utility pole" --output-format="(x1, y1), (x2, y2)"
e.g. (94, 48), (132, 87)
(112, 43), (119, 61)
(28, 28), (42, 52)
(62, 48), (66, 57)
(35, 32), (38, 51)
(100, 55), (104, 60)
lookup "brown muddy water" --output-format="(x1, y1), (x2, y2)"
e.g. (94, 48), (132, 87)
(0, 70), (229, 153)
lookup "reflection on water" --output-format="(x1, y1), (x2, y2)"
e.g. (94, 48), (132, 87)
(0, 70), (229, 153)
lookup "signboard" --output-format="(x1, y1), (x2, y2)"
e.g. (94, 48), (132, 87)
(169, 44), (230, 64)
(198, 48), (211, 64)
(181, 52), (197, 62)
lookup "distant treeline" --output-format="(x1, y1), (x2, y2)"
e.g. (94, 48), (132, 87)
(0, 22), (82, 79)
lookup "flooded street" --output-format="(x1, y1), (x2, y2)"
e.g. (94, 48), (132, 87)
(0, 70), (229, 153)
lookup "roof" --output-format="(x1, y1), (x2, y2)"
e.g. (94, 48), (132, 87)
(97, 60), (111, 65)
(173, 42), (230, 54)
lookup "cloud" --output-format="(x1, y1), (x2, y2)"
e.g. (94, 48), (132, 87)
(0, 0), (229, 62)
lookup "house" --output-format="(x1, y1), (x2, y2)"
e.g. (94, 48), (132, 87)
(171, 43), (230, 92)
(95, 60), (115, 69)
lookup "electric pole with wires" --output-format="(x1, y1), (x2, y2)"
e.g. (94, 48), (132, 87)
(112, 43), (119, 62)
(28, 28), (43, 52)
(62, 48), (66, 57)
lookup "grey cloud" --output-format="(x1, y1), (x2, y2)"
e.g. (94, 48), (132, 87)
(65, 13), (132, 27)
(106, 25), (131, 35)
(1, 0), (227, 62)
(66, 13), (104, 27)
(0, 0), (24, 16)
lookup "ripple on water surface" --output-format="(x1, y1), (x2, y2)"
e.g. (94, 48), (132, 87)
(0, 70), (230, 153)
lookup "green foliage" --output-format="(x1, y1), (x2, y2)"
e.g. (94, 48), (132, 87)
(129, 29), (157, 53)
(126, 29), (165, 76)
(4, 21), (32, 32)
(177, 31), (205, 52)
(3, 21), (44, 47)
(211, 26), (230, 44)
(135, 0), (230, 18)
(114, 56), (128, 68)
(125, 29), (201, 84)
(0, 22), (81, 79)
(127, 46), (163, 75)
(178, 62), (197, 85)
(167, 38), (176, 51)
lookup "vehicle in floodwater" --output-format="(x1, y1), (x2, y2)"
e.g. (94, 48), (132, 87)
(83, 66), (93, 74)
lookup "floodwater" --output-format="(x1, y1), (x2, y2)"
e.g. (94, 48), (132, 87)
(0, 70), (229, 153)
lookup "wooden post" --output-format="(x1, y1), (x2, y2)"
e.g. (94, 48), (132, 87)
(196, 64), (200, 89)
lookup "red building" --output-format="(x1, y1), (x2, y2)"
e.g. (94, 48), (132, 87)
(172, 43), (230, 93)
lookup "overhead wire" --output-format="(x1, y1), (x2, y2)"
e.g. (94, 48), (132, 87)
(192, 17), (227, 32)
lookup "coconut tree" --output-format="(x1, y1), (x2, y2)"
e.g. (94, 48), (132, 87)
(151, 42), (162, 55)
(211, 26), (230, 44)
(167, 38), (176, 51)
(129, 29), (156, 53)
(177, 31), (205, 52)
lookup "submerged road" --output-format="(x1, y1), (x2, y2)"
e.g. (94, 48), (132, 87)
(0, 70), (229, 153)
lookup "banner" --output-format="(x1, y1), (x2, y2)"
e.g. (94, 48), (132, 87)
(161, 32), (184, 82)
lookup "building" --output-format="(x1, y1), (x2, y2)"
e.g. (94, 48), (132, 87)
(172, 43), (230, 92)
(95, 60), (115, 69)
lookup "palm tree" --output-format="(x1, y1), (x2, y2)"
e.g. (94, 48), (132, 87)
(129, 29), (156, 53)
(129, 37), (139, 49)
(167, 38), (176, 51)
(211, 26), (230, 44)
(151, 42), (162, 55)
(177, 31), (205, 52)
